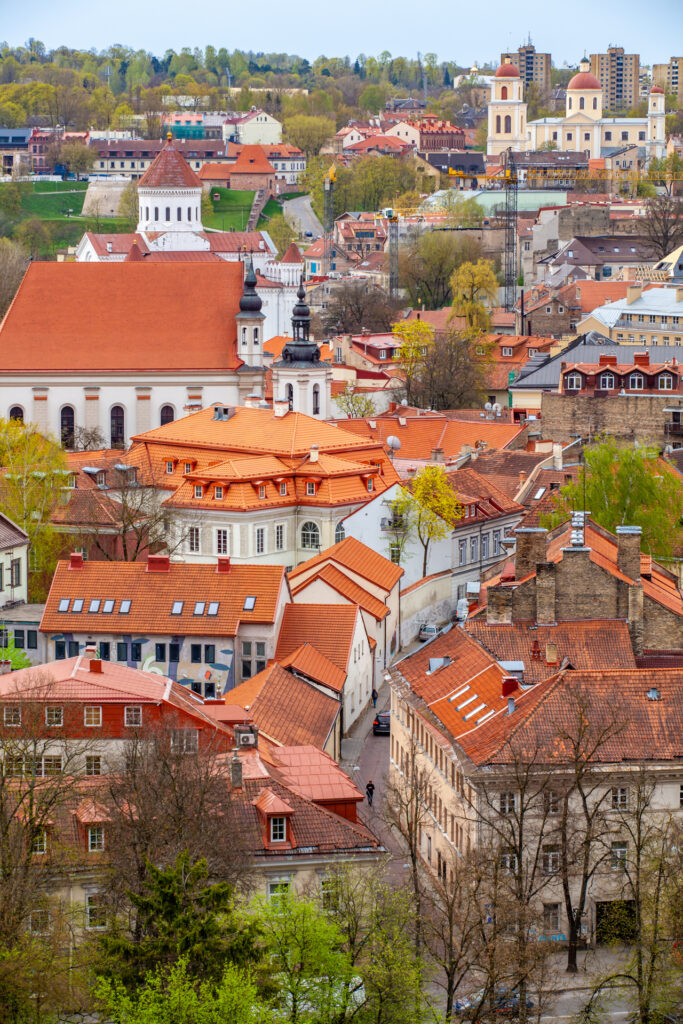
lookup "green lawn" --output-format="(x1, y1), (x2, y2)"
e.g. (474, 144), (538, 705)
(203, 187), (255, 231)
(258, 198), (283, 224)
(20, 180), (89, 220)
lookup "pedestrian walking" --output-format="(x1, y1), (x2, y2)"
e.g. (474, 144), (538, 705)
(371, 688), (378, 708)
(365, 780), (375, 806)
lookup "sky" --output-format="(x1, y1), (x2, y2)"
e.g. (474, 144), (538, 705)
(2, 0), (680, 68)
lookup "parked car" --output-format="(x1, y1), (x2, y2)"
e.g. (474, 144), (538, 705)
(454, 987), (534, 1020)
(418, 623), (439, 642)
(372, 711), (390, 735)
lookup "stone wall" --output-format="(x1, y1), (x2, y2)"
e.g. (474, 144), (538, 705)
(540, 393), (683, 444)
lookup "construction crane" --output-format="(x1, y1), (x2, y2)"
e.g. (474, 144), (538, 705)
(323, 165), (336, 277)
(386, 210), (399, 298)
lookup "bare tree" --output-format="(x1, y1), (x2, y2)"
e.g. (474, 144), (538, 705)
(321, 281), (403, 335)
(404, 328), (494, 410)
(640, 195), (683, 260)
(0, 238), (29, 321)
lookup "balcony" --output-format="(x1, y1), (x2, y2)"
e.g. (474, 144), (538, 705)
(665, 422), (683, 435)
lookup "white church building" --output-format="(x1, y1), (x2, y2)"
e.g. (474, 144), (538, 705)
(487, 57), (666, 162)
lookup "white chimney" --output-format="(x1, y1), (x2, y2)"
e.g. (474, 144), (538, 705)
(310, 444), (319, 463)
(273, 398), (289, 418)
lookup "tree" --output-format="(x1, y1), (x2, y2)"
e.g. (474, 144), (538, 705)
(0, 632), (31, 671)
(647, 152), (683, 196)
(0, 183), (22, 218)
(359, 84), (387, 113)
(449, 259), (499, 332)
(59, 140), (94, 179)
(0, 238), (29, 320)
(403, 328), (494, 410)
(321, 280), (402, 334)
(333, 383), (376, 419)
(541, 439), (683, 560)
(640, 193), (683, 258)
(392, 318), (435, 406)
(391, 467), (463, 585)
(0, 418), (67, 600)
(13, 217), (51, 259)
(537, 140), (558, 151)
(117, 180), (139, 229)
(398, 231), (484, 309)
(267, 212), (296, 256)
(284, 114), (334, 156)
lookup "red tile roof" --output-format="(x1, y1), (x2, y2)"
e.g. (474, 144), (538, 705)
(0, 263), (244, 373)
(333, 415), (525, 461)
(291, 563), (390, 621)
(281, 243), (303, 264)
(272, 746), (361, 804)
(230, 145), (276, 176)
(288, 535), (403, 593)
(41, 558), (286, 636)
(279, 643), (348, 693)
(275, 604), (359, 675)
(138, 137), (202, 189)
(227, 663), (340, 747)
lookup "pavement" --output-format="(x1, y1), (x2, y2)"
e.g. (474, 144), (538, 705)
(282, 194), (323, 238)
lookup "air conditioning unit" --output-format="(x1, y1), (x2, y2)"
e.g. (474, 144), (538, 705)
(234, 724), (258, 747)
(239, 733), (256, 746)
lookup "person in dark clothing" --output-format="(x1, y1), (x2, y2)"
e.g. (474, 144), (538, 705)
(366, 780), (375, 806)
(371, 688), (378, 708)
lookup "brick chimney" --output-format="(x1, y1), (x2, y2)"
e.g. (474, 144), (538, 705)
(486, 585), (513, 624)
(514, 527), (547, 579)
(147, 553), (170, 572)
(310, 444), (319, 463)
(69, 552), (84, 570)
(501, 676), (517, 697)
(626, 284), (643, 304)
(616, 526), (642, 581)
(431, 447), (445, 463)
(535, 561), (556, 624)
(84, 643), (102, 673)
(216, 557), (231, 574)
(230, 751), (243, 790)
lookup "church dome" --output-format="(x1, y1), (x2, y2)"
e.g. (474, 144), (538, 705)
(239, 259), (263, 313)
(567, 71), (601, 90)
(495, 62), (520, 78)
(650, 85), (664, 95)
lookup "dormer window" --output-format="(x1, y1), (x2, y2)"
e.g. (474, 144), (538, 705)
(258, 485), (266, 499)
(96, 471), (106, 487)
(566, 373), (582, 391)
(659, 374), (673, 390)
(166, 461), (174, 474)
(214, 486), (223, 499)
(270, 817), (286, 842)
(629, 373), (644, 391)
(184, 462), (192, 474)
(88, 825), (105, 852)
(194, 485), (203, 499)
(502, 347), (513, 357)
(306, 482), (316, 496)
(280, 481), (287, 496)
(600, 372), (615, 390)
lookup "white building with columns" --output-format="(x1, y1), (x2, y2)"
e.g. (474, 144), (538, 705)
(488, 57), (666, 162)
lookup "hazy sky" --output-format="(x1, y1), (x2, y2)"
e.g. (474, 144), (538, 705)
(2, 0), (680, 67)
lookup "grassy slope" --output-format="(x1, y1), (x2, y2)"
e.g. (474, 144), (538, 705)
(202, 187), (255, 231)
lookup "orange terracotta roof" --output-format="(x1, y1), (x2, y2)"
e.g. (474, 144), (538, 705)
(264, 335), (332, 361)
(272, 746), (361, 803)
(288, 535), (403, 593)
(227, 662), (340, 747)
(198, 162), (231, 180)
(41, 558), (286, 636)
(333, 415), (525, 460)
(279, 642), (347, 693)
(281, 242), (303, 264)
(230, 145), (276, 175)
(138, 137), (202, 189)
(0, 263), (244, 373)
(291, 563), (389, 622)
(275, 605), (359, 674)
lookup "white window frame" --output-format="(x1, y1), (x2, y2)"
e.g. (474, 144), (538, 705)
(45, 706), (63, 727)
(4, 706), (21, 727)
(270, 816), (287, 842)
(84, 706), (102, 728)
(88, 825), (105, 852)
(124, 705), (142, 727)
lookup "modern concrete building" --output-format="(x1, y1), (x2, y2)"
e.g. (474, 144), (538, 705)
(590, 46), (640, 110)
(501, 42), (551, 95)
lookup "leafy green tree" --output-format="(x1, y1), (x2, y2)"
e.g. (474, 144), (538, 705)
(449, 259), (499, 331)
(0, 631), (31, 670)
(117, 180), (139, 229)
(60, 141), (94, 179)
(284, 114), (334, 156)
(0, 183), (22, 218)
(399, 231), (484, 309)
(13, 218), (51, 259)
(359, 84), (387, 113)
(96, 851), (258, 989)
(541, 438), (683, 559)
(333, 383), (376, 419)
(390, 466), (464, 575)
(267, 212), (296, 256)
(392, 318), (435, 406)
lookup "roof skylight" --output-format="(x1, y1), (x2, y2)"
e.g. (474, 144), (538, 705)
(119, 600), (131, 614)
(88, 599), (100, 613)
(207, 602), (219, 615)
(58, 598), (70, 612)
(243, 596), (256, 611)
(102, 600), (114, 614)
(194, 601), (205, 615)
(72, 599), (84, 613)
(172, 601), (184, 615)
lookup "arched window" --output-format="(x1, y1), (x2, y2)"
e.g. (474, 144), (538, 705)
(110, 405), (125, 448)
(312, 384), (320, 416)
(177, 207), (181, 221)
(9, 406), (23, 422)
(658, 373), (673, 390)
(160, 405), (175, 425)
(580, 96), (585, 110)
(165, 206), (170, 221)
(154, 206), (159, 220)
(565, 373), (582, 391)
(301, 521), (320, 550)
(335, 522), (345, 544)
(286, 384), (294, 410)
(501, 86), (508, 100)
(496, 115), (501, 133)
(253, 327), (259, 345)
(599, 372), (615, 390)
(504, 115), (511, 133)
(187, 206), (192, 220)
(60, 406), (75, 448)
(593, 97), (598, 110)
(629, 373), (644, 391)
(145, 206), (149, 220)
(568, 98), (572, 110)
(241, 326), (247, 346)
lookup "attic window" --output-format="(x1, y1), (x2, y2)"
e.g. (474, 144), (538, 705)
(214, 486), (223, 499)
(502, 347), (513, 357)
(119, 600), (131, 614)
(534, 487), (546, 500)
(58, 599), (70, 612)
(270, 817), (286, 842)
(102, 600), (114, 614)
(258, 485), (266, 499)
(88, 600), (101, 613)
(72, 599), (84, 613)
(207, 601), (219, 615)
(194, 485), (203, 499)
(243, 596), (256, 611)
(172, 601), (184, 615)
(194, 601), (205, 615)
(166, 461), (173, 474)
(184, 462), (192, 474)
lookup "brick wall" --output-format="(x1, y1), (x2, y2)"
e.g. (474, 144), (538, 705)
(540, 393), (683, 444)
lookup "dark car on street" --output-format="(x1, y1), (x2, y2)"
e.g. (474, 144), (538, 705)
(372, 711), (390, 735)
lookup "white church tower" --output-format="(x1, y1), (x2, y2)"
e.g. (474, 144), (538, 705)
(235, 258), (265, 370)
(487, 58), (527, 156)
(136, 133), (206, 250)
(647, 86), (666, 161)
(271, 279), (332, 420)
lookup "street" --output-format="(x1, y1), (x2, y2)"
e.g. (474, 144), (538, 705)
(283, 194), (324, 238)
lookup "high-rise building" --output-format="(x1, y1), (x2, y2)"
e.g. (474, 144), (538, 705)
(652, 57), (683, 104)
(589, 46), (640, 110)
(500, 42), (551, 95)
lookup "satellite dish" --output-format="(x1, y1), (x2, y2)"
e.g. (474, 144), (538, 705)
(484, 402), (492, 411)
(400, 398), (409, 406)
(493, 403), (501, 412)
(387, 436), (402, 452)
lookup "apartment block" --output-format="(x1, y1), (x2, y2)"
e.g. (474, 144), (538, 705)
(501, 43), (551, 94)
(590, 47), (640, 110)
(653, 57), (683, 104)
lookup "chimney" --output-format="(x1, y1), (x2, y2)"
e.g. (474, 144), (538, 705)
(0, 660), (12, 675)
(69, 552), (84, 570)
(243, 393), (260, 409)
(431, 447), (445, 463)
(535, 561), (556, 624)
(514, 527), (547, 579)
(616, 526), (642, 581)
(501, 676), (517, 698)
(147, 553), (170, 572)
(518, 470), (527, 488)
(230, 751), (243, 789)
(273, 398), (289, 418)
(626, 284), (643, 305)
(89, 657), (102, 673)
(552, 442), (563, 471)
(216, 557), (231, 574)
(486, 585), (513, 624)
(628, 582), (644, 656)
(309, 444), (319, 463)
(545, 641), (558, 666)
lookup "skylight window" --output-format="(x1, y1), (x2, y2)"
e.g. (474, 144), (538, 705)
(58, 599), (70, 612)
(172, 601), (184, 615)
(194, 601), (205, 615)
(119, 600), (131, 614)
(243, 596), (256, 611)
(88, 599), (101, 613)
(207, 602), (219, 616)
(72, 599), (84, 613)
(534, 487), (546, 500)
(102, 600), (114, 614)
